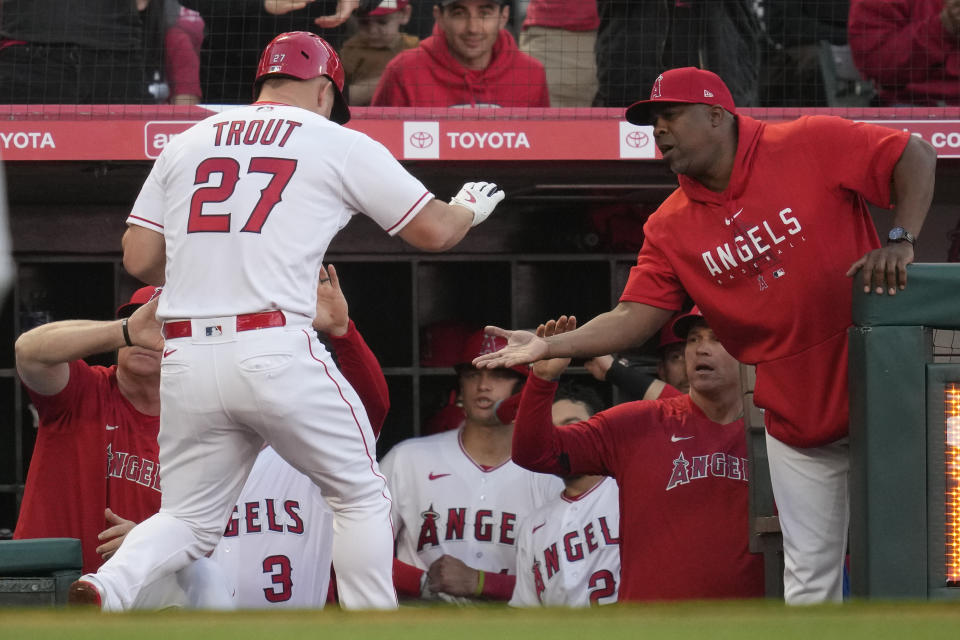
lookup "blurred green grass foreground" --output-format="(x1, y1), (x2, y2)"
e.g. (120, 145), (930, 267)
(3, 600), (960, 640)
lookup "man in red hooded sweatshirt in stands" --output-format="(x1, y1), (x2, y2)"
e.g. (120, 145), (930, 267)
(371, 0), (549, 107)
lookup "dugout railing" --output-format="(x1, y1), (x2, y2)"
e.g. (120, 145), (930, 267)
(849, 263), (960, 599)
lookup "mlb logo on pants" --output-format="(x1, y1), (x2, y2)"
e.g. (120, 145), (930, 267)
(205, 325), (223, 337)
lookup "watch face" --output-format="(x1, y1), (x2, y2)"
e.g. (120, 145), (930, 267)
(889, 228), (906, 241)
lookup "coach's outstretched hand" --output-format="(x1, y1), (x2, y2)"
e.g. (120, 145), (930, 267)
(128, 296), (164, 352)
(473, 326), (547, 370)
(450, 182), (506, 227)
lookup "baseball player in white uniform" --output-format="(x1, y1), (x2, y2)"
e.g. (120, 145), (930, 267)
(510, 383), (621, 607)
(380, 330), (563, 601)
(70, 32), (506, 611)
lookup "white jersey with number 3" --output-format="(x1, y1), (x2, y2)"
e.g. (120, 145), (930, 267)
(509, 477), (621, 607)
(210, 446), (334, 608)
(380, 428), (563, 575)
(126, 103), (433, 320)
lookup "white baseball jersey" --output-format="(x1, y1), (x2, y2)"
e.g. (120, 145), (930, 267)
(209, 446), (334, 608)
(126, 103), (433, 320)
(380, 428), (563, 575)
(509, 477), (621, 607)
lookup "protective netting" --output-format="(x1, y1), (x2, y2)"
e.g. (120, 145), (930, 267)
(0, 1), (956, 117)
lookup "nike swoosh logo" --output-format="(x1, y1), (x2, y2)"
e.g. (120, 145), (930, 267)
(105, 425), (119, 431)
(671, 435), (694, 442)
(531, 523), (545, 533)
(163, 348), (177, 357)
(428, 472), (450, 481)
(724, 208), (744, 226)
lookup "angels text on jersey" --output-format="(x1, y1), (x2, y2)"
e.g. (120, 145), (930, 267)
(223, 499), (305, 537)
(666, 450), (750, 491)
(417, 504), (518, 553)
(701, 206), (805, 287)
(528, 515), (620, 604)
(105, 443), (162, 493)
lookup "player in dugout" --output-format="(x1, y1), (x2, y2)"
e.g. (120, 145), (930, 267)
(511, 310), (764, 601)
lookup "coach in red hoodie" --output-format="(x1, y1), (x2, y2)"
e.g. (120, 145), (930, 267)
(371, 0), (549, 108)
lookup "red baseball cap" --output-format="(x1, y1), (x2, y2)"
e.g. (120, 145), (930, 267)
(455, 329), (529, 377)
(671, 305), (706, 341)
(115, 286), (162, 319)
(657, 311), (690, 350)
(625, 67), (736, 126)
(363, 0), (409, 16)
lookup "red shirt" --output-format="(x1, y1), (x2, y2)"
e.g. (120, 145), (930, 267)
(848, 0), (960, 106)
(371, 28), (549, 108)
(620, 115), (909, 447)
(513, 375), (764, 601)
(522, 0), (600, 32)
(14, 361), (161, 574)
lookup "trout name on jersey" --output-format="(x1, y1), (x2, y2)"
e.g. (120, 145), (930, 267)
(529, 515), (620, 603)
(222, 499), (305, 537)
(701, 207), (804, 281)
(105, 444), (162, 492)
(211, 118), (303, 147)
(666, 451), (749, 491)
(417, 504), (518, 551)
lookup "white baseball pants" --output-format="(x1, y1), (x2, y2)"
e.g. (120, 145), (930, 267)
(81, 316), (397, 610)
(765, 432), (849, 604)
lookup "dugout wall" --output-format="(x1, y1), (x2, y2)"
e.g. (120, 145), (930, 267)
(849, 263), (960, 599)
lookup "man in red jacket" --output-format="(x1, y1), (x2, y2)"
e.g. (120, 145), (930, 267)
(371, 0), (549, 107)
(475, 67), (937, 604)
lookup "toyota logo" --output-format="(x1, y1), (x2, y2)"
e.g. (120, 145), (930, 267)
(625, 131), (649, 148)
(409, 131), (434, 149)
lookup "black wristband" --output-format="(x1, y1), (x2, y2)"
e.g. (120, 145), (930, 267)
(121, 318), (133, 347)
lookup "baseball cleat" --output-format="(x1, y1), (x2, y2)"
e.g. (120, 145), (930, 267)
(67, 579), (102, 608)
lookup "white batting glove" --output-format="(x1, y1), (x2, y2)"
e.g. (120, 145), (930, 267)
(450, 181), (506, 227)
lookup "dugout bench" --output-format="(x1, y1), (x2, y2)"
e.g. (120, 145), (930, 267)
(0, 538), (82, 606)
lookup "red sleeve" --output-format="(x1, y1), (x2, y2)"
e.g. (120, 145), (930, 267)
(481, 571), (516, 601)
(802, 116), (909, 209)
(163, 14), (203, 100)
(392, 557), (425, 597)
(25, 360), (100, 428)
(619, 232), (687, 311)
(848, 0), (960, 86)
(328, 320), (390, 437)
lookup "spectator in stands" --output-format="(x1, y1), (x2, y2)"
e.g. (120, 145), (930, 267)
(517, 0), (599, 107)
(13, 286), (163, 574)
(512, 313), (764, 601)
(0, 0), (158, 104)
(761, 0), (850, 108)
(848, 0), (960, 106)
(371, 0), (549, 108)
(583, 309), (692, 401)
(164, 3), (204, 105)
(341, 0), (419, 106)
(509, 380), (621, 607)
(381, 328), (562, 602)
(178, 0), (359, 104)
(593, 0), (761, 108)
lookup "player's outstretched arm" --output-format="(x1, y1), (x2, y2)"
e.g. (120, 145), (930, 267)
(15, 296), (162, 395)
(397, 182), (505, 252)
(474, 302), (673, 370)
(845, 134), (936, 295)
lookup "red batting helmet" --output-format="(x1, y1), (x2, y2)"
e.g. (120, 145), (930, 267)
(254, 31), (350, 125)
(455, 329), (530, 377)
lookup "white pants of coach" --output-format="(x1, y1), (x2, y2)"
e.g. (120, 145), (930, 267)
(83, 314), (397, 610)
(765, 433), (850, 604)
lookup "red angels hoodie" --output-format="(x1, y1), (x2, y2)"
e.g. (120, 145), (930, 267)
(371, 25), (549, 107)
